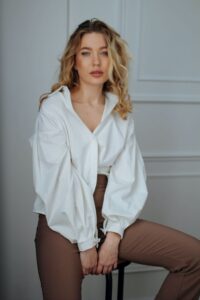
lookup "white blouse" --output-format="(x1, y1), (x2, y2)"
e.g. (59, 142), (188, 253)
(29, 85), (148, 251)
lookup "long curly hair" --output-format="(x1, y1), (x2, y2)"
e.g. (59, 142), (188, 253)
(39, 18), (133, 119)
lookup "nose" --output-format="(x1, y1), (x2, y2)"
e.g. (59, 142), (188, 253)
(92, 53), (101, 66)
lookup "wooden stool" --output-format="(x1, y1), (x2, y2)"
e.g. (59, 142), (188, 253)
(105, 260), (130, 300)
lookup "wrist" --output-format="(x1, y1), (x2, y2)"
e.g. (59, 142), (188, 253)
(106, 232), (121, 243)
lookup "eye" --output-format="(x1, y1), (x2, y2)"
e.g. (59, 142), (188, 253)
(100, 51), (108, 56)
(81, 51), (90, 56)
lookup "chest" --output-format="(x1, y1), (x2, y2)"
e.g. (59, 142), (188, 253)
(64, 109), (127, 168)
(71, 102), (105, 133)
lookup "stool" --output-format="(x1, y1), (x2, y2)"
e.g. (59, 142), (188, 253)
(105, 260), (130, 300)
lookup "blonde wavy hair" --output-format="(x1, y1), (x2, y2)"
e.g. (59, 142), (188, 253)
(40, 18), (133, 119)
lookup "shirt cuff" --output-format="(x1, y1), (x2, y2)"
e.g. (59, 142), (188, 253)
(77, 237), (101, 252)
(101, 220), (126, 239)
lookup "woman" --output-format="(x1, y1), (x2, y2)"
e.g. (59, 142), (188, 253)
(29, 19), (200, 300)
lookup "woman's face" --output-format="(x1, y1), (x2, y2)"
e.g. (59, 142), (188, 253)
(74, 32), (110, 88)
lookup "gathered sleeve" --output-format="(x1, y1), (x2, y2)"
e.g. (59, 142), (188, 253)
(29, 101), (99, 251)
(101, 115), (148, 238)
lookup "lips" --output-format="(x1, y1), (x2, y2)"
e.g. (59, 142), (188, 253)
(90, 70), (103, 75)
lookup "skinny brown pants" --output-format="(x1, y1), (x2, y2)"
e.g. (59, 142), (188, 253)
(35, 174), (200, 300)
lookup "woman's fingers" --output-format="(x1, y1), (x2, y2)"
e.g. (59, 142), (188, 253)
(90, 265), (97, 274)
(108, 266), (113, 273)
(84, 266), (115, 275)
(96, 262), (103, 274)
(83, 267), (91, 275)
(83, 265), (98, 275)
(95, 263), (116, 274)
(82, 268), (87, 275)
(102, 265), (113, 274)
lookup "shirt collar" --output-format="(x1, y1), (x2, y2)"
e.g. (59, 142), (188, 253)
(60, 85), (118, 121)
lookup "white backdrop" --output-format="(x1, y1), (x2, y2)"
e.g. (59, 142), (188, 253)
(1, 0), (199, 299)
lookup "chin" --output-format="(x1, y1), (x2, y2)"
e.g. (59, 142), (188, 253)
(82, 78), (107, 87)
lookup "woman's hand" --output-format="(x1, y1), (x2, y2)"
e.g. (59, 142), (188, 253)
(80, 246), (98, 276)
(96, 232), (121, 274)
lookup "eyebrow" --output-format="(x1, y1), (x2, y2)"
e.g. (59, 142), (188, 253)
(79, 46), (108, 51)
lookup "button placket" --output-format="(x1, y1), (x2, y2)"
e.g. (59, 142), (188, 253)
(89, 137), (99, 193)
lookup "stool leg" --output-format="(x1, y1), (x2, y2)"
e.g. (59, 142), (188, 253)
(117, 266), (125, 300)
(105, 273), (112, 300)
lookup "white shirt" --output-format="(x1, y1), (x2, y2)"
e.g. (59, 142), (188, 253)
(29, 85), (148, 251)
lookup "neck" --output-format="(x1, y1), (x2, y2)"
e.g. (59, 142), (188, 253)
(71, 83), (105, 105)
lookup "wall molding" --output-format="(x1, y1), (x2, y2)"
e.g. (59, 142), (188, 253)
(132, 93), (200, 104)
(119, 0), (126, 37)
(66, 0), (70, 36)
(136, 1), (200, 84)
(135, 0), (142, 82)
(143, 154), (200, 162)
(121, 1), (200, 103)
(138, 75), (200, 83)
(148, 173), (200, 178)
(143, 154), (200, 178)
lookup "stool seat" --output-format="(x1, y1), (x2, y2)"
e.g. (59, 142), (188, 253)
(105, 260), (131, 300)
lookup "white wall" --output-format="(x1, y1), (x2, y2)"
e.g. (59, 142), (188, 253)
(1, 0), (200, 299)
(0, 1), (67, 299)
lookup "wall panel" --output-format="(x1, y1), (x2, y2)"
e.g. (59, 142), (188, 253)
(124, 0), (200, 102)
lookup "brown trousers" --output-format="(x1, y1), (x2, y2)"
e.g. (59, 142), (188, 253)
(35, 175), (200, 300)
